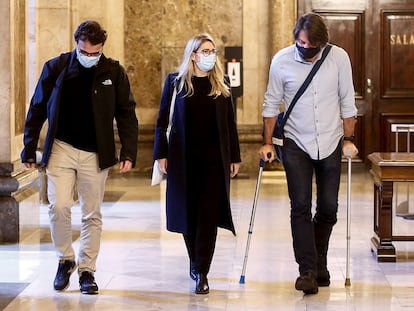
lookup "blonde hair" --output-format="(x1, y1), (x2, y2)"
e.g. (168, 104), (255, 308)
(176, 33), (230, 98)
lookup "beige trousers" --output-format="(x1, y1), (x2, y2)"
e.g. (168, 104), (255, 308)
(46, 139), (109, 274)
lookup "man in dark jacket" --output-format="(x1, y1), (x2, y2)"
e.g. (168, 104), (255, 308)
(21, 20), (138, 295)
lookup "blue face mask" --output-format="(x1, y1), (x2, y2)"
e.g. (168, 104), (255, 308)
(76, 49), (101, 68)
(197, 54), (216, 72)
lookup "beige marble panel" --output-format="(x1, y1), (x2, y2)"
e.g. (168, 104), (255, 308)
(240, 0), (296, 126)
(36, 8), (71, 70)
(28, 1), (72, 79)
(241, 0), (269, 125)
(71, 0), (125, 63)
(104, 0), (125, 64)
(0, 0), (11, 163)
(12, 0), (27, 162)
(35, 0), (68, 9)
(270, 0), (297, 54)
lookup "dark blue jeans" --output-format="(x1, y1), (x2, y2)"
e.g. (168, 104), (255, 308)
(282, 138), (342, 275)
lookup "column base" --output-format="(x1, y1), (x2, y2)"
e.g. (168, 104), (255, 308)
(0, 163), (40, 244)
(370, 236), (396, 262)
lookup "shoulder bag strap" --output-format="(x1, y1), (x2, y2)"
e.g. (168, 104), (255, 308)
(277, 44), (332, 135)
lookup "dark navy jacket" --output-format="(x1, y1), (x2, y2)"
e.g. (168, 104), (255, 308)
(21, 50), (138, 170)
(153, 73), (241, 235)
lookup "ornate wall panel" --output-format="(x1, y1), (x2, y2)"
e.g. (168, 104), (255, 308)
(318, 11), (365, 99)
(381, 10), (414, 98)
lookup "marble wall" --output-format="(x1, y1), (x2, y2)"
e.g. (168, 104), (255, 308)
(124, 0), (243, 125)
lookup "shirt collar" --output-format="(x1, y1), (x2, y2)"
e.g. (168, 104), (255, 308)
(294, 44), (327, 64)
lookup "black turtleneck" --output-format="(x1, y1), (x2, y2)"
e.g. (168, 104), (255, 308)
(56, 63), (97, 152)
(185, 76), (220, 160)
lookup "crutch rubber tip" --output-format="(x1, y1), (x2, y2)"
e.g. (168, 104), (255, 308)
(239, 276), (245, 284)
(345, 278), (351, 287)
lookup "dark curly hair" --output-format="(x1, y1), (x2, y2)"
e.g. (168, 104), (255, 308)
(74, 20), (108, 45)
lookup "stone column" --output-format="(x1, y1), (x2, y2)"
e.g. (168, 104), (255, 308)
(239, 1), (296, 174)
(0, 0), (41, 243)
(269, 0), (297, 55)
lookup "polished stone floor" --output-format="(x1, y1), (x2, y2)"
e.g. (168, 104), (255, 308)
(2, 164), (414, 310)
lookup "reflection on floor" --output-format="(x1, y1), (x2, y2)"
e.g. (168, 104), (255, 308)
(0, 283), (29, 310)
(2, 164), (414, 310)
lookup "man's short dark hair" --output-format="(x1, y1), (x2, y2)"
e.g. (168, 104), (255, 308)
(74, 20), (108, 45)
(293, 13), (329, 47)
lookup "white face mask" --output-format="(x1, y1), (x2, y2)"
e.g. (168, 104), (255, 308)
(76, 49), (101, 68)
(197, 54), (216, 72)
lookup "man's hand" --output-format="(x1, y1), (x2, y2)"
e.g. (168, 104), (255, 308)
(24, 163), (36, 169)
(259, 144), (276, 163)
(119, 160), (133, 173)
(342, 141), (359, 158)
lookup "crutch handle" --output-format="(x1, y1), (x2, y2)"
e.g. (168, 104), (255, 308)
(343, 146), (354, 158)
(259, 152), (272, 168)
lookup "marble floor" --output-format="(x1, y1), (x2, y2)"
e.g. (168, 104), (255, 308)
(2, 164), (414, 310)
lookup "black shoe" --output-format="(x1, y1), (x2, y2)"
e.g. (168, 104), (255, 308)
(317, 253), (331, 287)
(53, 260), (76, 291)
(195, 273), (209, 294)
(190, 268), (197, 281)
(295, 271), (318, 295)
(190, 261), (197, 280)
(317, 270), (331, 287)
(79, 271), (99, 295)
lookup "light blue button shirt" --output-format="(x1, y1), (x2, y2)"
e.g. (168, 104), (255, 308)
(262, 44), (357, 160)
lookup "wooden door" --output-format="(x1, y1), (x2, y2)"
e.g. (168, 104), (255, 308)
(298, 0), (414, 160)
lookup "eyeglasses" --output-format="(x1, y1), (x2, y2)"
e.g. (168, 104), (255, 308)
(78, 48), (102, 57)
(194, 49), (220, 57)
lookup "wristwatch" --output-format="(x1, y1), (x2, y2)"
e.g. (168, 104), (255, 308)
(343, 135), (355, 142)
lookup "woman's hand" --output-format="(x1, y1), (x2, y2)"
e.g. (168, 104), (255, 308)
(230, 163), (240, 178)
(157, 158), (168, 174)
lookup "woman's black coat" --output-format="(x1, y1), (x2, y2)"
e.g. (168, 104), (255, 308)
(153, 73), (241, 235)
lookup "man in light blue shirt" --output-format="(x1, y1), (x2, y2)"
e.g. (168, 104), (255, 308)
(259, 13), (359, 295)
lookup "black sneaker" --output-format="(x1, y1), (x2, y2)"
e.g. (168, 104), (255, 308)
(295, 271), (318, 295)
(79, 271), (99, 295)
(53, 259), (76, 291)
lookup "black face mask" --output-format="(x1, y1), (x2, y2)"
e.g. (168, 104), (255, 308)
(296, 43), (320, 59)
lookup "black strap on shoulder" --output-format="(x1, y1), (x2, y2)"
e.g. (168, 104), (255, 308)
(276, 44), (332, 136)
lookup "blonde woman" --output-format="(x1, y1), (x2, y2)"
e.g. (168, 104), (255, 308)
(153, 33), (241, 294)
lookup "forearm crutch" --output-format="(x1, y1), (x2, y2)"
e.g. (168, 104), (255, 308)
(345, 157), (352, 287)
(239, 158), (265, 284)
